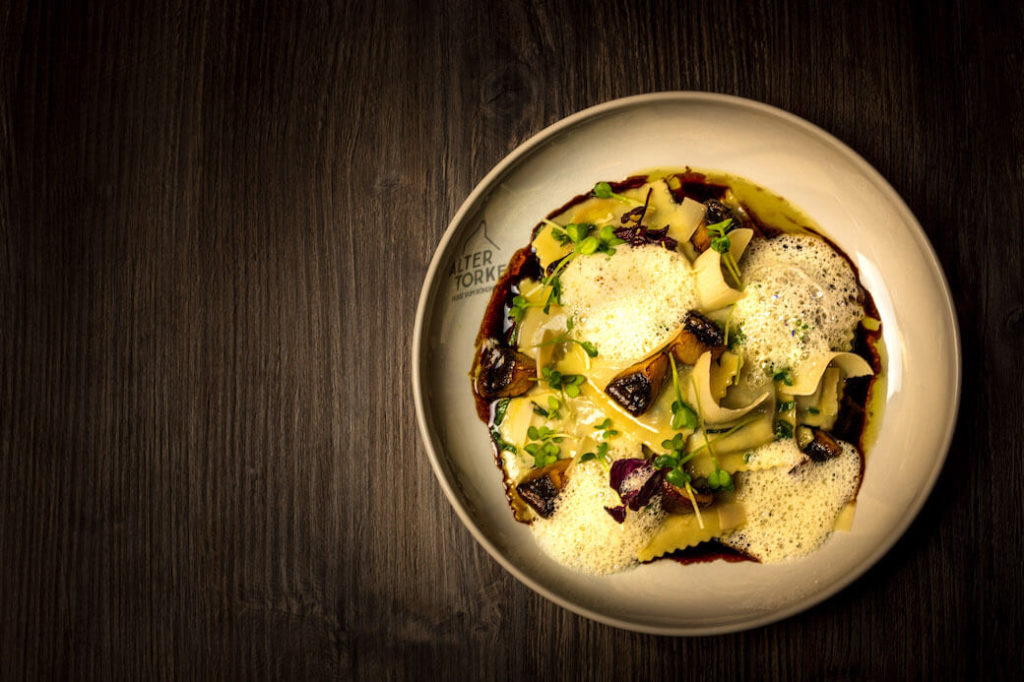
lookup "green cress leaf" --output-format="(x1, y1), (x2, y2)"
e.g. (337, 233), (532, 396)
(667, 356), (698, 431)
(705, 218), (733, 236)
(591, 181), (643, 205)
(494, 398), (510, 426)
(578, 236), (600, 255)
(666, 468), (690, 487)
(581, 442), (610, 467)
(654, 454), (678, 470)
(708, 468), (734, 491)
(591, 182), (614, 199)
(491, 427), (517, 454)
(773, 366), (795, 386)
(774, 420), (794, 439)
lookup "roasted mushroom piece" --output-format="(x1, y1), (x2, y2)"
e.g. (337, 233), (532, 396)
(516, 459), (572, 518)
(689, 199), (737, 253)
(473, 341), (536, 399)
(605, 353), (669, 416)
(659, 480), (714, 514)
(689, 221), (712, 253)
(668, 310), (726, 365)
(796, 426), (843, 462)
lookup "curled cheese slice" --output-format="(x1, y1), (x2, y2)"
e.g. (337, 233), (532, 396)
(648, 180), (706, 244)
(552, 194), (631, 227)
(517, 307), (566, 368)
(692, 228), (754, 310)
(531, 224), (572, 269)
(789, 351), (874, 396)
(687, 350), (770, 424)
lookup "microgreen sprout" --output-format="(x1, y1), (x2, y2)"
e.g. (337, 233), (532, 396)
(524, 425), (566, 468)
(653, 433), (707, 525)
(538, 260), (570, 313)
(581, 418), (618, 469)
(689, 375), (734, 492)
(550, 222), (625, 257)
(490, 427), (517, 454)
(508, 295), (539, 324)
(706, 219), (732, 252)
(668, 355), (698, 431)
(490, 400), (517, 453)
(655, 434), (695, 486)
(773, 366), (795, 386)
(541, 364), (585, 398)
(706, 469), (733, 490)
(594, 417), (619, 439)
(494, 398), (510, 426)
(580, 441), (610, 468)
(705, 218), (744, 288)
(539, 221), (625, 315)
(547, 395), (562, 419)
(591, 181), (643, 205)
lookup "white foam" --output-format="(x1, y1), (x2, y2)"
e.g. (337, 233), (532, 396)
(721, 440), (861, 562)
(734, 234), (863, 386)
(560, 245), (698, 363)
(532, 459), (663, 575)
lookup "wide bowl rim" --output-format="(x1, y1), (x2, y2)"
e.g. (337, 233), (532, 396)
(411, 91), (961, 636)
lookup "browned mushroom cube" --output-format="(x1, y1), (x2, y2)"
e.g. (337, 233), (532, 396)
(516, 459), (572, 518)
(668, 311), (726, 365)
(605, 353), (669, 416)
(797, 426), (843, 462)
(473, 341), (536, 399)
(690, 222), (712, 253)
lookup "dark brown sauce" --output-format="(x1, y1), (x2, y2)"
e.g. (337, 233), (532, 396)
(471, 246), (536, 421)
(470, 171), (884, 564)
(538, 175), (649, 234)
(663, 541), (753, 566)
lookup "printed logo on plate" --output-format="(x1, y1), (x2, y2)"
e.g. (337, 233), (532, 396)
(449, 220), (507, 302)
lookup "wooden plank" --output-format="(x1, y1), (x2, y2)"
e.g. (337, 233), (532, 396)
(0, 0), (1020, 679)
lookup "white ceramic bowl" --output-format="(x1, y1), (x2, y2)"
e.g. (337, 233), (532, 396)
(412, 92), (960, 635)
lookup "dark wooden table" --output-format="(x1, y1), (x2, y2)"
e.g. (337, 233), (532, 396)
(2, 1), (1021, 679)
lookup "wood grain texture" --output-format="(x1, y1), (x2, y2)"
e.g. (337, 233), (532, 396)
(1, 0), (1021, 679)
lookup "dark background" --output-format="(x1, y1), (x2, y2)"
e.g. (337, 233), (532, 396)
(2, 0), (1021, 679)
